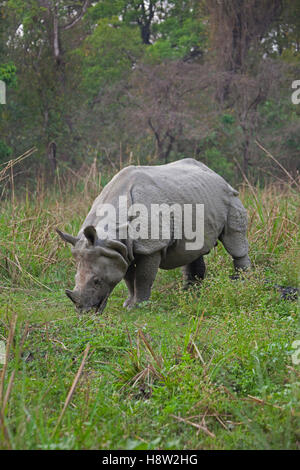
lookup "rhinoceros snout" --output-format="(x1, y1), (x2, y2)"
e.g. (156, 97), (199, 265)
(65, 289), (80, 305)
(65, 288), (108, 314)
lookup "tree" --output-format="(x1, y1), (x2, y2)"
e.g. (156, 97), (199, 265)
(87, 0), (163, 45)
(36, 0), (90, 65)
(126, 61), (212, 163)
(1, 0), (91, 170)
(0, 0), (299, 183)
(205, 0), (289, 175)
(208, 0), (283, 73)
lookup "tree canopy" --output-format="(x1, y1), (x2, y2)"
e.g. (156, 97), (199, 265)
(0, 0), (299, 184)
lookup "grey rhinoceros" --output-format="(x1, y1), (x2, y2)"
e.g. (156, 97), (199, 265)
(56, 158), (251, 313)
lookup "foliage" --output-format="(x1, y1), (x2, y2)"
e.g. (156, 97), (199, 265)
(148, 3), (208, 61)
(0, 0), (299, 180)
(79, 17), (144, 100)
(0, 140), (12, 162)
(0, 63), (17, 87)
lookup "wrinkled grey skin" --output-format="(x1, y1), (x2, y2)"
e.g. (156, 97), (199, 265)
(56, 158), (251, 314)
(57, 226), (128, 313)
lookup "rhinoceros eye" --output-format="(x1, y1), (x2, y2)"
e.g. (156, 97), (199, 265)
(93, 278), (101, 286)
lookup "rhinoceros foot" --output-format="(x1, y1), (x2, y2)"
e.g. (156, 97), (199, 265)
(123, 297), (135, 308)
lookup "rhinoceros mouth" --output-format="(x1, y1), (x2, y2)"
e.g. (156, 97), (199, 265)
(65, 289), (109, 314)
(94, 294), (109, 314)
(81, 293), (109, 314)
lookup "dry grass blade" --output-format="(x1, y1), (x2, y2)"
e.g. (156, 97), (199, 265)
(118, 330), (167, 396)
(171, 414), (216, 439)
(138, 330), (163, 369)
(187, 311), (205, 363)
(121, 359), (164, 391)
(187, 340), (205, 364)
(1, 371), (15, 415)
(1, 322), (29, 415)
(0, 315), (17, 404)
(0, 409), (11, 448)
(0, 148), (37, 182)
(130, 364), (161, 390)
(125, 326), (133, 349)
(255, 140), (300, 189)
(52, 343), (90, 437)
(0, 314), (17, 449)
(245, 394), (283, 410)
(233, 157), (263, 212)
(51, 338), (69, 351)
(5, 256), (52, 292)
(214, 414), (229, 431)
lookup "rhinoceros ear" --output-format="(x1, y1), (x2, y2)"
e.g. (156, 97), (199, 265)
(84, 225), (98, 246)
(56, 228), (79, 246)
(104, 239), (129, 261)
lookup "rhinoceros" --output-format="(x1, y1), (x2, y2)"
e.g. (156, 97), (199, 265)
(56, 158), (251, 313)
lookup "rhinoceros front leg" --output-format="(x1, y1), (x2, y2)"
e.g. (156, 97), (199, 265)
(125, 252), (161, 308)
(134, 252), (161, 304)
(123, 263), (136, 308)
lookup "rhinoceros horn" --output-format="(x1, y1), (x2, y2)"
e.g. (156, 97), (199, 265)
(56, 228), (79, 246)
(65, 289), (80, 304)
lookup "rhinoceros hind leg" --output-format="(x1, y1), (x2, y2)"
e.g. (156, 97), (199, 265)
(182, 255), (206, 289)
(219, 230), (251, 273)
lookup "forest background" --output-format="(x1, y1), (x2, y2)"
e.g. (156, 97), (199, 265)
(0, 0), (300, 188)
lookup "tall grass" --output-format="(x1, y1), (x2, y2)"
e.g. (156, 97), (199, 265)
(1, 157), (298, 290)
(0, 153), (299, 450)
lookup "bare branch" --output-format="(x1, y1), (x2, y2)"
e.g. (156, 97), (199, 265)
(62, 0), (90, 31)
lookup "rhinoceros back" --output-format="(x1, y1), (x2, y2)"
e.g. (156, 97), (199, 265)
(80, 158), (242, 260)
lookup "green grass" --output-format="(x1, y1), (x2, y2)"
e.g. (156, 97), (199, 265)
(0, 175), (299, 450)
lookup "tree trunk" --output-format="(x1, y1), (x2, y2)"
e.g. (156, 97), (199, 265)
(53, 5), (61, 65)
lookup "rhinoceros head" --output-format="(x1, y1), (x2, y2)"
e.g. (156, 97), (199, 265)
(56, 226), (129, 314)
